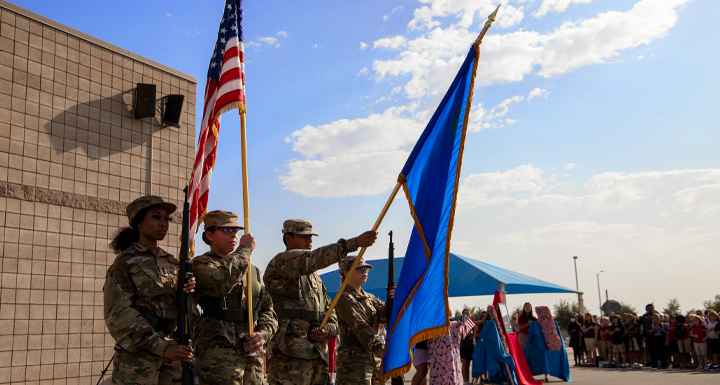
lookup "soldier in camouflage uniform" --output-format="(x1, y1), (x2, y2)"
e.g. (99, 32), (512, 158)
(263, 219), (378, 385)
(335, 256), (395, 385)
(104, 196), (196, 384)
(192, 210), (278, 385)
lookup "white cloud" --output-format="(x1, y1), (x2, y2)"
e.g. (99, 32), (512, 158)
(250, 36), (281, 48)
(533, 0), (594, 18)
(673, 183), (720, 214)
(281, 88), (546, 198)
(565, 162), (577, 170)
(638, 55), (644, 59)
(458, 165), (720, 215)
(527, 87), (548, 100)
(408, 0), (525, 31)
(356, 67), (369, 78)
(490, 221), (638, 248)
(260, 37), (280, 47)
(458, 164), (546, 209)
(374, 0), (690, 98)
(465, 95), (526, 132)
(313, 44), (318, 49)
(280, 107), (425, 198)
(373, 35), (407, 50)
(281, 0), (693, 200)
(165, 13), (172, 18)
(276, 31), (288, 38)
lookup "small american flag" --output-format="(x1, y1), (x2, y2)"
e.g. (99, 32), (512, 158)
(460, 316), (476, 338)
(188, 0), (246, 240)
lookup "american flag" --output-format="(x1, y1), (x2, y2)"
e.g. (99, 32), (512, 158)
(460, 316), (476, 338)
(188, 0), (246, 239)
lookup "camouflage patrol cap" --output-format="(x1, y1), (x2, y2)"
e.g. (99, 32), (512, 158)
(282, 218), (318, 236)
(126, 195), (177, 225)
(339, 255), (373, 272)
(203, 210), (244, 231)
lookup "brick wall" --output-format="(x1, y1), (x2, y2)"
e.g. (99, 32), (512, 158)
(0, 2), (197, 384)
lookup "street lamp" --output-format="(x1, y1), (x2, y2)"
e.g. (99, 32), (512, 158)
(573, 256), (579, 291)
(597, 271), (604, 315)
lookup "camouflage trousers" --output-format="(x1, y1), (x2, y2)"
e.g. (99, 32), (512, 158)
(112, 347), (181, 384)
(195, 337), (265, 385)
(336, 359), (381, 385)
(267, 350), (329, 385)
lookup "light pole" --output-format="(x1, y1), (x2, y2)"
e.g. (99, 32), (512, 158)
(597, 271), (603, 315)
(573, 256), (585, 314)
(573, 256), (579, 291)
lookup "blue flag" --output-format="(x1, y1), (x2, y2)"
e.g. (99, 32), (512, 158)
(380, 46), (479, 380)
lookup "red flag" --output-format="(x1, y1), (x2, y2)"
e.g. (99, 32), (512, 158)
(188, 0), (246, 241)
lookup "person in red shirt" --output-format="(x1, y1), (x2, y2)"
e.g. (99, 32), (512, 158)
(517, 302), (538, 350)
(689, 316), (708, 370)
(665, 315), (680, 368)
(599, 318), (612, 361)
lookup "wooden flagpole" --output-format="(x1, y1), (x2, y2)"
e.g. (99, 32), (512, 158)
(240, 111), (253, 335)
(319, 181), (402, 329)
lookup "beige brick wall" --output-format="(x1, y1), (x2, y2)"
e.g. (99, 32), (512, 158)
(0, 3), (197, 384)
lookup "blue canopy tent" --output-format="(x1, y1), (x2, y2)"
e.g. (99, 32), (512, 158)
(321, 253), (578, 382)
(320, 253), (582, 300)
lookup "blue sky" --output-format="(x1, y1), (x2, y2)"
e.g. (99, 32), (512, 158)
(20, 0), (719, 314)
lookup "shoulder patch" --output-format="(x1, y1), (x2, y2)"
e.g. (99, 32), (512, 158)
(127, 256), (146, 264)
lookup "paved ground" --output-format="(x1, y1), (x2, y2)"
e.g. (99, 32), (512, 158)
(260, 363), (720, 384)
(379, 361), (720, 385)
(260, 353), (720, 384)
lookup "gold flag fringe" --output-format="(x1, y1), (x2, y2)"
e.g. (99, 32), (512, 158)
(398, 177), (432, 261)
(377, 324), (450, 382)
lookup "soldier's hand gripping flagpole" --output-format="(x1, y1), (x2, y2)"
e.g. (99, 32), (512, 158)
(318, 182), (403, 330)
(177, 187), (200, 385)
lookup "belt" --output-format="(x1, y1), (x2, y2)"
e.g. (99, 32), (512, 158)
(202, 309), (250, 322)
(341, 334), (361, 345)
(276, 309), (325, 322)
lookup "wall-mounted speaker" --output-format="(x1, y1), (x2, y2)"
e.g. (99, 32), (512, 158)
(134, 84), (156, 119)
(162, 95), (185, 128)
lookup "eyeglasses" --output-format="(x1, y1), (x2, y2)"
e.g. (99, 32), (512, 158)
(356, 267), (371, 273)
(212, 227), (242, 235)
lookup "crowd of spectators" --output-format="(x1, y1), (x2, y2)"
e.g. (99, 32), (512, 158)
(567, 303), (720, 371)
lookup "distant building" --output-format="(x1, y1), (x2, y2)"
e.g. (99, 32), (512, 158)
(0, 1), (196, 383)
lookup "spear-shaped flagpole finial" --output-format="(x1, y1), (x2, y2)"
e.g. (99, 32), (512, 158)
(474, 4), (501, 46)
(488, 3), (501, 22)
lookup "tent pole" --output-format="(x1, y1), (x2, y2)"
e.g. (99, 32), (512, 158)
(499, 283), (507, 304)
(504, 362), (515, 385)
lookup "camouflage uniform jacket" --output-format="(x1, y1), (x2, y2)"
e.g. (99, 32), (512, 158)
(192, 247), (278, 345)
(263, 238), (358, 362)
(103, 242), (179, 357)
(336, 286), (388, 364)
